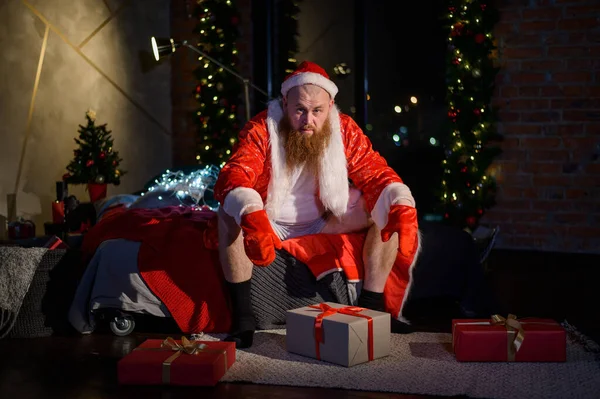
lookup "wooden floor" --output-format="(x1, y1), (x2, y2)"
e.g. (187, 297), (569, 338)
(0, 248), (598, 399)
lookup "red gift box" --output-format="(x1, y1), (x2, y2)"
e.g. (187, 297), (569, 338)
(452, 315), (566, 362)
(8, 219), (36, 239)
(118, 337), (235, 386)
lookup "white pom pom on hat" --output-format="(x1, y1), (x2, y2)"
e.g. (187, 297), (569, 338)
(280, 61), (339, 99)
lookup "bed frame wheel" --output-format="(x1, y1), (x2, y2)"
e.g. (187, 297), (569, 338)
(109, 315), (136, 336)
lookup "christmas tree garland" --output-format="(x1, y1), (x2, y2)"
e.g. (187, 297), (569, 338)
(193, 0), (242, 167)
(440, 0), (502, 230)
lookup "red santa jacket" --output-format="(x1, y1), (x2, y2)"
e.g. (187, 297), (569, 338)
(214, 100), (404, 223)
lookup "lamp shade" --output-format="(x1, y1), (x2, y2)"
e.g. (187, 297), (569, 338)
(151, 37), (181, 61)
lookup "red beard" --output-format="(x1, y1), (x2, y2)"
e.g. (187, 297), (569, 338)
(280, 115), (332, 176)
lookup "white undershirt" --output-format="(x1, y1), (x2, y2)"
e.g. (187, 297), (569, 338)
(275, 165), (325, 224)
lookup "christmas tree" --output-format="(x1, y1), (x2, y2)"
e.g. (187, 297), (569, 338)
(192, 0), (242, 167)
(64, 110), (125, 185)
(439, 0), (502, 230)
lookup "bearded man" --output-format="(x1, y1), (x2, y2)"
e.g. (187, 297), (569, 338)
(214, 61), (420, 348)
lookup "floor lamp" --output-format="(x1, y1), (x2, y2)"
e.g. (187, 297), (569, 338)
(151, 37), (269, 122)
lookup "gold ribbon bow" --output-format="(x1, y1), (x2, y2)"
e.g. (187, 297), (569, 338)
(161, 336), (206, 354)
(490, 314), (525, 361)
(135, 336), (228, 384)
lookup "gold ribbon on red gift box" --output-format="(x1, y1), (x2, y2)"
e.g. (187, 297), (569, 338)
(308, 303), (374, 361)
(133, 336), (228, 384)
(453, 314), (558, 361)
(491, 314), (525, 361)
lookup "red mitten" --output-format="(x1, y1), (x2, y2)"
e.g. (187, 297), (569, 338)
(380, 204), (419, 260)
(240, 210), (282, 266)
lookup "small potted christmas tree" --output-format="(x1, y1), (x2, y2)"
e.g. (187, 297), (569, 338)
(63, 109), (125, 202)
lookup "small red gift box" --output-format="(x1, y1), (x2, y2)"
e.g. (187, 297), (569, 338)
(8, 219), (36, 239)
(452, 315), (566, 362)
(118, 337), (235, 386)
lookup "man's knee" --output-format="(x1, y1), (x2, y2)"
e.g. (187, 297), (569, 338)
(218, 207), (242, 246)
(367, 222), (397, 248)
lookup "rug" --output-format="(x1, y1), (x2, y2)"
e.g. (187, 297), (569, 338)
(199, 323), (600, 399)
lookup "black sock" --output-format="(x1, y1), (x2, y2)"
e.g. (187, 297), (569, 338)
(390, 318), (415, 334)
(359, 289), (415, 334)
(358, 289), (385, 312)
(224, 280), (256, 349)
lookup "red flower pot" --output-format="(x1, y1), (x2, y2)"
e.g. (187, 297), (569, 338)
(87, 183), (107, 202)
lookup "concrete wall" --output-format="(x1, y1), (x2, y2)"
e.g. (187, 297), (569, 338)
(0, 0), (172, 236)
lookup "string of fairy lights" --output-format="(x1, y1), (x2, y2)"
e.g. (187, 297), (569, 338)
(141, 165), (221, 210)
(441, 0), (501, 229)
(194, 0), (241, 168)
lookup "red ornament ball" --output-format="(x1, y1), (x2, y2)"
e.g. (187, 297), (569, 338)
(452, 58), (460, 65)
(99, 152), (106, 160)
(481, 4), (487, 11)
(86, 160), (94, 167)
(196, 85), (202, 93)
(474, 108), (481, 115)
(475, 33), (486, 44)
(466, 216), (477, 227)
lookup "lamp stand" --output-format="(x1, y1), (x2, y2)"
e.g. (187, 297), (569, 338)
(181, 41), (268, 122)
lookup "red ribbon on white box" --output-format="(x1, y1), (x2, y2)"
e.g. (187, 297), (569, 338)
(308, 303), (374, 361)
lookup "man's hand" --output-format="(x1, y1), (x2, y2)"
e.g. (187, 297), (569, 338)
(380, 204), (419, 261)
(240, 210), (282, 266)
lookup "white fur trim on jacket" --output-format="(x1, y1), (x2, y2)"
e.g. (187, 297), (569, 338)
(397, 229), (423, 324)
(281, 72), (339, 99)
(222, 187), (264, 225)
(371, 182), (415, 229)
(370, 182), (420, 324)
(264, 99), (349, 221)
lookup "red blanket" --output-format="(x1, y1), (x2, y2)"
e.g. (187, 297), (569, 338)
(81, 206), (412, 333)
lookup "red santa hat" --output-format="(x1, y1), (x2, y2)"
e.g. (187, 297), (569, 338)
(280, 61), (339, 99)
